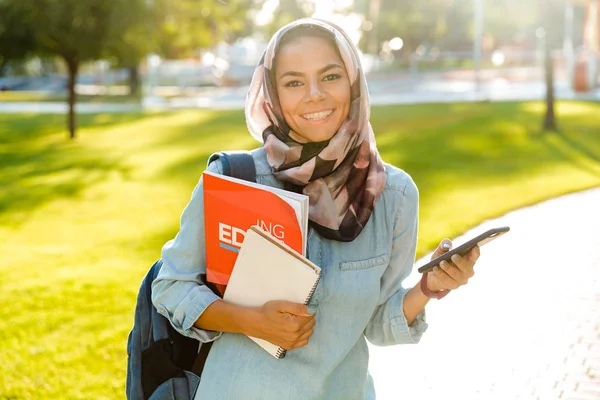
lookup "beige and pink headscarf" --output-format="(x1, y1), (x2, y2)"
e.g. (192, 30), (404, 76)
(245, 18), (387, 242)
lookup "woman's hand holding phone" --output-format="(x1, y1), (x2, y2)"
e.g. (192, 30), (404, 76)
(419, 226), (509, 294)
(425, 239), (480, 293)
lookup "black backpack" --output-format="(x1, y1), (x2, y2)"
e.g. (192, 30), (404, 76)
(126, 151), (256, 400)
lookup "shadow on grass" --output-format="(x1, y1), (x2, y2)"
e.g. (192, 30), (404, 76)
(152, 109), (247, 147)
(0, 112), (152, 144)
(0, 144), (126, 225)
(374, 101), (600, 203)
(519, 102), (600, 177)
(155, 110), (257, 183)
(0, 112), (160, 224)
(539, 131), (600, 179)
(555, 129), (600, 163)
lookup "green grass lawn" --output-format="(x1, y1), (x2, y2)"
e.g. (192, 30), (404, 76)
(1, 101), (599, 398)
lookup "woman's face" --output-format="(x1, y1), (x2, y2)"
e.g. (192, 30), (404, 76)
(275, 36), (351, 143)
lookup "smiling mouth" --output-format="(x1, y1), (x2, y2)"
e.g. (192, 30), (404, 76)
(301, 109), (334, 121)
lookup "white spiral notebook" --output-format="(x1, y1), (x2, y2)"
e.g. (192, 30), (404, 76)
(222, 225), (321, 359)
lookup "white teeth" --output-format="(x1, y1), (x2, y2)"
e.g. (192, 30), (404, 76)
(302, 110), (333, 121)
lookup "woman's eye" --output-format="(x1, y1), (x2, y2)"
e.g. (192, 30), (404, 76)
(285, 80), (303, 87)
(323, 74), (341, 82)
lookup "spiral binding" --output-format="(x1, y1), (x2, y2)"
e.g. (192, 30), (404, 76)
(303, 272), (321, 306)
(275, 271), (321, 360)
(275, 347), (287, 359)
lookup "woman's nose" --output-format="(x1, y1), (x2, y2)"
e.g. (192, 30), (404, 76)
(305, 81), (325, 102)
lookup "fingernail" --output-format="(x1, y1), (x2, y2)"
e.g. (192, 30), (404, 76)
(451, 254), (460, 263)
(442, 243), (451, 249)
(440, 261), (447, 269)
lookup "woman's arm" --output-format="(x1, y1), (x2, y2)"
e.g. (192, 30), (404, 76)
(401, 240), (451, 325)
(365, 170), (480, 344)
(404, 242), (480, 324)
(197, 299), (316, 351)
(195, 300), (253, 334)
(152, 158), (315, 349)
(402, 284), (431, 326)
(364, 173), (428, 346)
(151, 161), (225, 342)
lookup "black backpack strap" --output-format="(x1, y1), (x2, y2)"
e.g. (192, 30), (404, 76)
(190, 274), (220, 378)
(207, 151), (256, 183)
(190, 341), (213, 378)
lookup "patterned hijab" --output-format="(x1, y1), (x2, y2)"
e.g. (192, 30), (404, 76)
(245, 18), (387, 242)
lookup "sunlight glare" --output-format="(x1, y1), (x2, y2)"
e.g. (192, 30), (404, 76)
(256, 0), (279, 26)
(255, 0), (361, 45)
(312, 0), (361, 45)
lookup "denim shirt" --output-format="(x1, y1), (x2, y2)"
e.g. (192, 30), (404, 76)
(151, 147), (428, 400)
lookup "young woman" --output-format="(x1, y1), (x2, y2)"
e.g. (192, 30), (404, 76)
(152, 18), (479, 399)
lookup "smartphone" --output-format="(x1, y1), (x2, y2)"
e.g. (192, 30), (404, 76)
(417, 226), (510, 274)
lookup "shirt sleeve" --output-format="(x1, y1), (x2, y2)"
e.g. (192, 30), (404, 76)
(151, 160), (224, 343)
(364, 175), (428, 346)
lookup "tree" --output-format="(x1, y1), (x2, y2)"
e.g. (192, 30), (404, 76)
(149, 0), (256, 59)
(0, 1), (37, 76)
(105, 0), (256, 97)
(354, 0), (472, 56)
(5, 0), (257, 138)
(543, 30), (557, 132)
(105, 0), (151, 96)
(106, 0), (220, 96)
(484, 0), (539, 47)
(16, 0), (114, 139)
(541, 0), (565, 132)
(263, 0), (313, 38)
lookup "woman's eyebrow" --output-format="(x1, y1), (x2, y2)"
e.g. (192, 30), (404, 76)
(278, 63), (344, 79)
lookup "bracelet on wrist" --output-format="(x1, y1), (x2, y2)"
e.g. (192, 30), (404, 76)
(420, 272), (450, 300)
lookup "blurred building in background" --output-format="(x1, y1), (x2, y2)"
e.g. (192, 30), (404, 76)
(572, 0), (599, 91)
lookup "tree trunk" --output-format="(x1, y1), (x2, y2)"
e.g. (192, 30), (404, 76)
(127, 65), (140, 96)
(542, 1), (557, 132)
(543, 46), (557, 131)
(0, 58), (8, 78)
(65, 57), (79, 139)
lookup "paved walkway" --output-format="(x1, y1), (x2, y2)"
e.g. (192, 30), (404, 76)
(369, 187), (600, 399)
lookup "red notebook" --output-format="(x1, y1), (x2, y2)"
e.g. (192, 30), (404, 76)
(203, 171), (308, 288)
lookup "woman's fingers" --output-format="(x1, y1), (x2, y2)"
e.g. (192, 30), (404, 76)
(293, 339), (310, 349)
(429, 244), (480, 292)
(299, 316), (316, 332)
(432, 265), (461, 290)
(436, 263), (464, 288)
(441, 261), (469, 285)
(468, 245), (481, 263)
(449, 253), (475, 278)
(430, 238), (453, 259)
(291, 326), (315, 349)
(298, 327), (314, 342)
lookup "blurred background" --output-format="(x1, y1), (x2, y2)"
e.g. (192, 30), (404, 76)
(0, 0), (599, 117)
(1, 1), (599, 399)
